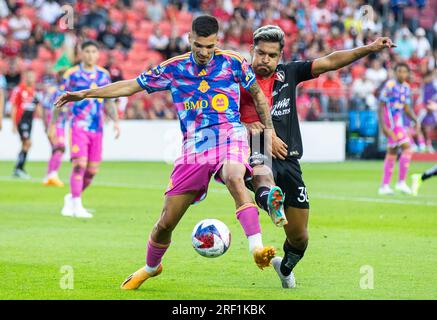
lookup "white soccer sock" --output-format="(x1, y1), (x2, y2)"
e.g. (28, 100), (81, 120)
(145, 265), (159, 274)
(48, 171), (58, 179)
(72, 197), (83, 208)
(248, 233), (263, 253)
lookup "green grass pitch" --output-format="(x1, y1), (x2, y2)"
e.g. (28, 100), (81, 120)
(1, 160), (436, 300)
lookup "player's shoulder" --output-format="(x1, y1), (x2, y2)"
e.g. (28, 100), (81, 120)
(160, 52), (191, 68)
(384, 79), (396, 89)
(63, 65), (80, 78)
(96, 65), (110, 77)
(215, 49), (245, 63)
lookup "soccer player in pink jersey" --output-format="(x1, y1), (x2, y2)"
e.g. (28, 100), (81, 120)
(378, 63), (420, 195)
(43, 71), (68, 187)
(55, 16), (284, 289)
(50, 40), (120, 218)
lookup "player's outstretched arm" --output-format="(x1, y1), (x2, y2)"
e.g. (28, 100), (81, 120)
(312, 37), (396, 77)
(55, 79), (143, 109)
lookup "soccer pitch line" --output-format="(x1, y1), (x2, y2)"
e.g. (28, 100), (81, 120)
(1, 175), (437, 207)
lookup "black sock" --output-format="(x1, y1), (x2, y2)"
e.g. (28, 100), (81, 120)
(280, 239), (306, 276)
(15, 150), (28, 171)
(422, 165), (437, 181)
(255, 186), (270, 212)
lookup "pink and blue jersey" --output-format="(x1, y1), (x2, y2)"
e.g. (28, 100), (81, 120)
(62, 64), (111, 133)
(379, 79), (412, 129)
(136, 49), (256, 154)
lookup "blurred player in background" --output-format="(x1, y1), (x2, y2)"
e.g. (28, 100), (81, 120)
(411, 165), (437, 196)
(378, 63), (420, 195)
(50, 40), (120, 218)
(42, 70), (68, 187)
(240, 25), (397, 288)
(10, 70), (41, 179)
(55, 16), (280, 290)
(417, 70), (437, 153)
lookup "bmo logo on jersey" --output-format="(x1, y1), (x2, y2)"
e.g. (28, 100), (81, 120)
(184, 99), (209, 110)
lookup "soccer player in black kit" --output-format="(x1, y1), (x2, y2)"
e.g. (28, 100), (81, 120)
(240, 25), (396, 288)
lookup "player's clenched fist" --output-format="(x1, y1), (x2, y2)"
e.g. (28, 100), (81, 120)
(368, 37), (397, 52)
(55, 91), (87, 109)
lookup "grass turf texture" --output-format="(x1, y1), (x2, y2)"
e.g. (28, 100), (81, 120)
(1, 160), (436, 300)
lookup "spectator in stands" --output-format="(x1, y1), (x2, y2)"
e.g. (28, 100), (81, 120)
(164, 27), (189, 59)
(0, 0), (9, 18)
(38, 0), (63, 25)
(296, 87), (321, 121)
(44, 23), (65, 51)
(365, 58), (388, 89)
(98, 22), (118, 50)
(21, 36), (38, 61)
(412, 27), (431, 59)
(5, 58), (21, 91)
(104, 53), (124, 82)
(394, 26), (416, 59)
(320, 72), (347, 115)
(1, 33), (21, 57)
(351, 73), (377, 110)
(8, 9), (32, 41)
(78, 2), (109, 30)
(31, 24), (46, 47)
(148, 27), (169, 55)
(147, 0), (165, 23)
(117, 23), (132, 51)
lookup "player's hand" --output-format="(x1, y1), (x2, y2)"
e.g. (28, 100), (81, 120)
(243, 121), (265, 135)
(47, 123), (56, 143)
(55, 91), (86, 109)
(272, 134), (288, 160)
(369, 37), (397, 52)
(113, 122), (120, 139)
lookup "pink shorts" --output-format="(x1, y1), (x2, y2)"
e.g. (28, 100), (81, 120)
(387, 126), (410, 148)
(165, 141), (252, 204)
(70, 128), (103, 162)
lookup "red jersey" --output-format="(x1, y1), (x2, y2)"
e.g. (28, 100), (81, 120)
(240, 72), (281, 123)
(10, 83), (40, 124)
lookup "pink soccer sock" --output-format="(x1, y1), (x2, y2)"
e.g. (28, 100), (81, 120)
(236, 203), (261, 237)
(47, 150), (63, 175)
(382, 153), (396, 186)
(146, 239), (170, 268)
(398, 149), (412, 182)
(70, 163), (85, 198)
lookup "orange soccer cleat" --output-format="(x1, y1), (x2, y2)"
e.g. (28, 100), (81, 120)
(120, 265), (163, 290)
(253, 246), (276, 270)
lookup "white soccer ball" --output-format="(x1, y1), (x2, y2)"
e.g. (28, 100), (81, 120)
(191, 219), (231, 258)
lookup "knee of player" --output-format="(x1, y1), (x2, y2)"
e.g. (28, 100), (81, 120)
(23, 139), (32, 150)
(225, 174), (245, 189)
(287, 231), (309, 248)
(72, 161), (87, 173)
(155, 218), (176, 234)
(86, 166), (99, 176)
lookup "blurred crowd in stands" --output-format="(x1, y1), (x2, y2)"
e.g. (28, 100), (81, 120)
(0, 0), (435, 122)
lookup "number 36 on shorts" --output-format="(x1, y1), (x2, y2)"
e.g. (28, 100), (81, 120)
(297, 187), (309, 203)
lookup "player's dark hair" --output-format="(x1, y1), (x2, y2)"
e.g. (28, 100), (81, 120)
(395, 62), (410, 72)
(81, 40), (99, 50)
(192, 15), (219, 37)
(253, 25), (285, 51)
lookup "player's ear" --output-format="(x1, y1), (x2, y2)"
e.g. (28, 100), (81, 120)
(249, 45), (254, 56)
(188, 32), (192, 44)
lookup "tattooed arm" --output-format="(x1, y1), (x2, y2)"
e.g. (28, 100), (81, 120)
(247, 81), (288, 160)
(247, 81), (273, 129)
